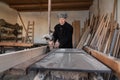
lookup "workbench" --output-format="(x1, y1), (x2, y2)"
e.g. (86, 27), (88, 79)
(29, 49), (111, 80)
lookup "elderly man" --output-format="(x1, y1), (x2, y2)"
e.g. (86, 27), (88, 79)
(51, 13), (73, 48)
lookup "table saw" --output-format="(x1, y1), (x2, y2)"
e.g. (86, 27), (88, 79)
(29, 49), (111, 80)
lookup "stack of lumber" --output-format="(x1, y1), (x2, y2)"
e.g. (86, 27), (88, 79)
(76, 19), (90, 49)
(72, 19), (90, 48)
(0, 19), (23, 42)
(77, 14), (120, 58)
(77, 14), (120, 79)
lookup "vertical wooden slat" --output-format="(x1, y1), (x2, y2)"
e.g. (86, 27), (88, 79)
(72, 21), (76, 48)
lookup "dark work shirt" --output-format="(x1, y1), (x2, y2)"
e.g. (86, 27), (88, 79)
(53, 22), (73, 48)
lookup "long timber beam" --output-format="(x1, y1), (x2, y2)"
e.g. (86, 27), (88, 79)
(0, 46), (47, 73)
(0, 42), (33, 47)
(84, 46), (120, 78)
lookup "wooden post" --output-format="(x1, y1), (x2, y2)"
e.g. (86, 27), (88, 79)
(48, 0), (51, 34)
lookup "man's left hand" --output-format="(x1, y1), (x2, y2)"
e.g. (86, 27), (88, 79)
(54, 41), (60, 48)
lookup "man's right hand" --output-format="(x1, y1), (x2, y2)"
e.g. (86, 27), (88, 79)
(48, 41), (54, 50)
(54, 41), (60, 48)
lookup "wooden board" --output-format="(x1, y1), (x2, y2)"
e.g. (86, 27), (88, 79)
(72, 20), (80, 48)
(9, 54), (46, 75)
(77, 26), (90, 48)
(0, 46), (47, 73)
(0, 42), (33, 47)
(84, 46), (120, 79)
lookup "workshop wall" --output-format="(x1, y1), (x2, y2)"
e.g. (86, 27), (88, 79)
(90, 0), (120, 27)
(90, 0), (114, 16)
(0, 2), (18, 24)
(1, 0), (119, 43)
(17, 11), (89, 43)
(118, 0), (120, 25)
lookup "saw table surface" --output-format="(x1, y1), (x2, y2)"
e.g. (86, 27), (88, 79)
(29, 49), (111, 73)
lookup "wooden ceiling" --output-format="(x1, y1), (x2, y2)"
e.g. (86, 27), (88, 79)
(0, 0), (93, 12)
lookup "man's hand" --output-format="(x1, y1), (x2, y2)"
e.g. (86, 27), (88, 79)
(54, 41), (60, 48)
(48, 41), (54, 50)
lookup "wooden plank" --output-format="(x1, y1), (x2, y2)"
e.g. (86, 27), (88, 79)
(97, 16), (110, 51)
(75, 21), (80, 47)
(109, 29), (119, 56)
(9, 54), (46, 75)
(87, 15), (98, 46)
(103, 19), (114, 54)
(72, 21), (76, 48)
(0, 42), (33, 47)
(77, 26), (90, 48)
(90, 15), (105, 46)
(84, 46), (120, 79)
(113, 29), (120, 57)
(72, 20), (80, 48)
(0, 46), (47, 73)
(18, 12), (27, 32)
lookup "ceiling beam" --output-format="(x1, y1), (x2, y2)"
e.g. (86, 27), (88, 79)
(10, 1), (92, 9)
(15, 7), (90, 12)
(0, 0), (93, 11)
(1, 0), (93, 5)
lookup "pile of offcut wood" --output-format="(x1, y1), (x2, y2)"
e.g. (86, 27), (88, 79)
(77, 14), (120, 58)
(0, 19), (23, 42)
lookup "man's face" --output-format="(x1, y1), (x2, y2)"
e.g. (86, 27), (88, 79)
(59, 18), (66, 25)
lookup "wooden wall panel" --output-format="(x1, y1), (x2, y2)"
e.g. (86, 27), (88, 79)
(72, 21), (80, 48)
